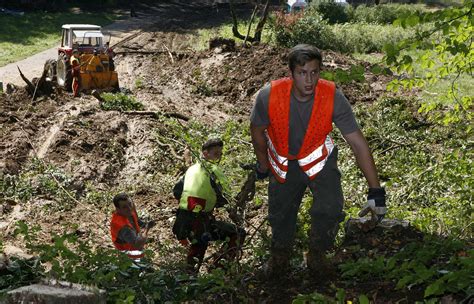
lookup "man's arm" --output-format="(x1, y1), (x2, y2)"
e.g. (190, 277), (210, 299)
(117, 227), (147, 249)
(250, 124), (269, 172)
(342, 129), (380, 188)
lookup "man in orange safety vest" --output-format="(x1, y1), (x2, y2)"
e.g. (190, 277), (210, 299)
(250, 44), (387, 277)
(110, 193), (155, 262)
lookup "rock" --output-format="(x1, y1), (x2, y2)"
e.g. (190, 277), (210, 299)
(5, 282), (106, 304)
(3, 245), (33, 260)
(0, 253), (8, 271)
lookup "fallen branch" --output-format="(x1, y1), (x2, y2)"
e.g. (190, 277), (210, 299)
(162, 44), (174, 64)
(17, 66), (35, 95)
(124, 110), (189, 121)
(155, 136), (183, 161)
(114, 50), (189, 56)
(91, 90), (105, 102)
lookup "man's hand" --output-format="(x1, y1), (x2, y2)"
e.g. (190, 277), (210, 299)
(359, 187), (387, 222)
(179, 239), (189, 247)
(255, 162), (269, 180)
(146, 220), (157, 229)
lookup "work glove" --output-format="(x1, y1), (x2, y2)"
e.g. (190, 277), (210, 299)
(255, 162), (269, 180)
(359, 187), (387, 222)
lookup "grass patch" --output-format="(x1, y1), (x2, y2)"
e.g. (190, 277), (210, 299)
(0, 10), (119, 67)
(100, 92), (144, 112)
(195, 20), (274, 51)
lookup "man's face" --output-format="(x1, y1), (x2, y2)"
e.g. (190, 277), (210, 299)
(116, 199), (133, 217)
(203, 146), (223, 162)
(290, 59), (321, 101)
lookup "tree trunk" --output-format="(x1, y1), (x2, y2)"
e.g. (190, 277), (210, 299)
(254, 0), (270, 42)
(229, 0), (271, 43)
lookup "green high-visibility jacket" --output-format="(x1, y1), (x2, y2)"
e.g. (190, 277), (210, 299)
(179, 162), (229, 213)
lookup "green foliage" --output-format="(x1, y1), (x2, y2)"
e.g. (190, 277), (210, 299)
(270, 11), (414, 53)
(271, 11), (330, 49)
(328, 22), (415, 53)
(152, 117), (256, 199)
(385, 1), (473, 126)
(321, 65), (366, 84)
(134, 77), (144, 89)
(100, 93), (144, 112)
(0, 256), (43, 295)
(0, 158), (76, 208)
(292, 291), (336, 303)
(6, 221), (257, 302)
(350, 4), (426, 24)
(338, 97), (473, 238)
(339, 238), (473, 300)
(312, 1), (350, 24)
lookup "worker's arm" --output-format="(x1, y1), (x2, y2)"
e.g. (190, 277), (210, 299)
(250, 123), (269, 172)
(342, 129), (380, 188)
(117, 227), (147, 249)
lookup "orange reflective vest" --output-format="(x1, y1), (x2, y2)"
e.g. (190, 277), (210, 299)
(267, 78), (335, 183)
(110, 209), (144, 261)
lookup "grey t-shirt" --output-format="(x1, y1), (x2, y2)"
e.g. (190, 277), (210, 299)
(250, 83), (359, 155)
(116, 215), (145, 244)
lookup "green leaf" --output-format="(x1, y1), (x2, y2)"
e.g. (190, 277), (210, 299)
(359, 294), (370, 304)
(425, 280), (444, 297)
(406, 15), (420, 27)
(370, 64), (382, 75)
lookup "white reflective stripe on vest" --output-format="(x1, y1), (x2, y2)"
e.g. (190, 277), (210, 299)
(298, 135), (333, 166)
(267, 150), (287, 180)
(121, 250), (144, 258)
(303, 142), (335, 178)
(266, 134), (288, 165)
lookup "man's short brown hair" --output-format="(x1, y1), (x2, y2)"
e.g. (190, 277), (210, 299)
(202, 138), (223, 151)
(113, 192), (129, 208)
(288, 44), (323, 73)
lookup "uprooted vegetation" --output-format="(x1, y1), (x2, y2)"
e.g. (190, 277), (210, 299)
(0, 1), (472, 303)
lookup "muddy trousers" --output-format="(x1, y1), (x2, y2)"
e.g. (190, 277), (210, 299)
(187, 217), (245, 271)
(268, 147), (345, 253)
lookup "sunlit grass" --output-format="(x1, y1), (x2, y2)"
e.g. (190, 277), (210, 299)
(195, 20), (274, 51)
(0, 10), (119, 67)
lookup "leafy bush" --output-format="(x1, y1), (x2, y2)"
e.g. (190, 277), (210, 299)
(385, 2), (473, 126)
(270, 11), (414, 53)
(350, 4), (426, 24)
(0, 158), (75, 207)
(313, 1), (350, 24)
(7, 221), (256, 303)
(271, 11), (330, 49)
(339, 238), (473, 300)
(328, 22), (415, 53)
(337, 97), (473, 238)
(100, 93), (144, 112)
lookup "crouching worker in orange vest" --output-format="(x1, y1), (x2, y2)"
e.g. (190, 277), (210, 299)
(110, 193), (155, 262)
(172, 138), (246, 273)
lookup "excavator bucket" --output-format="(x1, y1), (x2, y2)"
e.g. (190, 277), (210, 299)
(78, 53), (119, 91)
